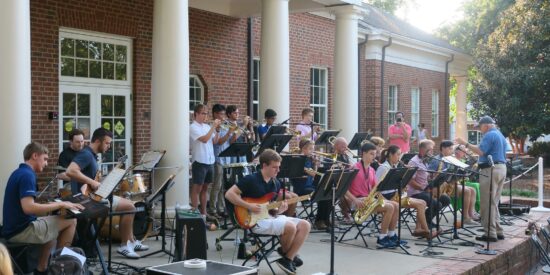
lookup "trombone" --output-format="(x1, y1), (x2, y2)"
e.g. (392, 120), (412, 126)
(327, 136), (360, 159)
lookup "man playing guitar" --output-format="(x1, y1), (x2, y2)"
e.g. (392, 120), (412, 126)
(225, 149), (311, 275)
(66, 127), (148, 259)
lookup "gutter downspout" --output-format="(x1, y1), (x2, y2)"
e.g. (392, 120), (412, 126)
(247, 17), (254, 118)
(358, 35), (368, 132)
(380, 37), (392, 138)
(444, 54), (454, 139)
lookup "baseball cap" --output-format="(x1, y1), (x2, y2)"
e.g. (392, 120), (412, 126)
(476, 116), (495, 127)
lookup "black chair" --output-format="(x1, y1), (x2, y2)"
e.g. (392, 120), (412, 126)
(0, 225), (40, 274)
(337, 212), (381, 248)
(242, 230), (281, 275)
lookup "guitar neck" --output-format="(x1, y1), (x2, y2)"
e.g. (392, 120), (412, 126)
(266, 194), (310, 210)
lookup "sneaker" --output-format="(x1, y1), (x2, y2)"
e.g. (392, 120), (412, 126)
(132, 240), (149, 251)
(497, 234), (505, 240)
(276, 257), (296, 275)
(463, 219), (481, 226)
(117, 244), (140, 259)
(475, 235), (498, 242)
(314, 220), (328, 230)
(277, 247), (303, 267)
(376, 236), (397, 249)
(389, 235), (408, 245)
(341, 216), (354, 225)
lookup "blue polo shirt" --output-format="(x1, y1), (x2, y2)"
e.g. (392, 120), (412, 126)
(478, 128), (507, 164)
(228, 172), (281, 215)
(258, 124), (271, 140)
(70, 146), (98, 194)
(2, 163), (37, 239)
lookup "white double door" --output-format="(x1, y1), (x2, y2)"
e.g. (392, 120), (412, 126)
(59, 83), (132, 169)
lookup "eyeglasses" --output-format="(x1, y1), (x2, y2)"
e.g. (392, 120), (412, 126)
(200, 112), (208, 115)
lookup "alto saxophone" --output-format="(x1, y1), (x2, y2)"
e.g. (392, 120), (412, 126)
(353, 184), (385, 224)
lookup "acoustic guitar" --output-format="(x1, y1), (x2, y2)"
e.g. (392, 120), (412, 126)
(234, 193), (311, 229)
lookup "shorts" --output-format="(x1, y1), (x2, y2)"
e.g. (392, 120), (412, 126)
(9, 216), (60, 244)
(192, 162), (214, 184)
(251, 215), (302, 236)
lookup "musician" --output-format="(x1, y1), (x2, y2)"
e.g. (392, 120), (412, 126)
(429, 140), (479, 225)
(375, 145), (437, 239)
(296, 108), (319, 141)
(388, 111), (412, 153)
(344, 142), (400, 248)
(225, 149), (310, 274)
(57, 128), (85, 184)
(327, 137), (355, 224)
(226, 105), (255, 144)
(209, 104), (235, 219)
(407, 139), (450, 228)
(369, 136), (386, 170)
(258, 108), (277, 141)
(2, 142), (82, 274)
(66, 128), (148, 259)
(455, 116), (507, 242)
(454, 145), (481, 220)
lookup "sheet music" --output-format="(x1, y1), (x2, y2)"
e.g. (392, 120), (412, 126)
(442, 156), (469, 169)
(95, 167), (127, 198)
(134, 150), (165, 171)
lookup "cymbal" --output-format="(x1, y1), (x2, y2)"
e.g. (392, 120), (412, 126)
(52, 166), (67, 171)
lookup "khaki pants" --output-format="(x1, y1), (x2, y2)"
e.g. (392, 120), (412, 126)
(208, 162), (225, 214)
(479, 164), (506, 237)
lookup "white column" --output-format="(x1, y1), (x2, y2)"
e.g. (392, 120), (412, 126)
(455, 76), (468, 141)
(0, 0), (31, 221)
(259, 0), (289, 124)
(332, 6), (360, 141)
(152, 0), (190, 208)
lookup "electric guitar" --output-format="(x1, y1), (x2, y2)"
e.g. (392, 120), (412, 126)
(81, 155), (128, 197)
(234, 193), (311, 229)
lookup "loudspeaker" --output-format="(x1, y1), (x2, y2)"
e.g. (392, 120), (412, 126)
(174, 210), (207, 261)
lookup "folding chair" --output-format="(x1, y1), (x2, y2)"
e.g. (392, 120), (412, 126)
(337, 213), (380, 248)
(0, 237), (40, 274)
(399, 207), (418, 236)
(242, 230), (281, 275)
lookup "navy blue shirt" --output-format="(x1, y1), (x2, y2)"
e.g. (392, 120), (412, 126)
(70, 146), (98, 194)
(478, 128), (507, 164)
(2, 163), (37, 239)
(291, 158), (314, 196)
(58, 146), (79, 168)
(258, 124), (271, 140)
(236, 171), (281, 199)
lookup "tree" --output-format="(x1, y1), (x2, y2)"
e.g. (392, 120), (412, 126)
(365, 0), (410, 15)
(470, 0), (550, 153)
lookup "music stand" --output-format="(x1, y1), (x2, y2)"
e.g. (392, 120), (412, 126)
(262, 125), (287, 141)
(315, 130), (340, 146)
(348, 132), (372, 150)
(254, 134), (292, 157)
(311, 168), (357, 275)
(219, 143), (256, 159)
(400, 153), (415, 165)
(278, 155), (307, 200)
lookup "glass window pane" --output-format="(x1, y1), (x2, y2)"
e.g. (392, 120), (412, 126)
(320, 87), (326, 104)
(77, 94), (90, 116)
(103, 62), (114, 79)
(101, 118), (114, 132)
(77, 118), (91, 139)
(113, 141), (126, 162)
(189, 77), (195, 87)
(320, 70), (326, 87)
(61, 38), (75, 57)
(103, 43), (114, 61)
(75, 40), (88, 58)
(103, 146), (114, 163)
(253, 60), (259, 80)
(75, 59), (88, 77)
(61, 58), (74, 76)
(101, 95), (113, 116)
(310, 68), (314, 86)
(63, 94), (76, 116)
(114, 96), (125, 116)
(62, 118), (76, 140)
(113, 119), (126, 139)
(253, 84), (258, 101)
(89, 41), (101, 60)
(115, 45), (127, 62)
(90, 61), (101, 78)
(115, 64), (127, 80)
(253, 104), (258, 121)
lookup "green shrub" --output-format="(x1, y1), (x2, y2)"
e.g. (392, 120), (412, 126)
(528, 142), (550, 163)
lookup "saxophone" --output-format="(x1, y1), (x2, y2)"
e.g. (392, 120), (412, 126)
(353, 180), (385, 224)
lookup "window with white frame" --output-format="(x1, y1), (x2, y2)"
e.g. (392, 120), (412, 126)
(310, 68), (328, 129)
(388, 85), (398, 125)
(411, 88), (420, 138)
(189, 75), (204, 111)
(431, 90), (439, 137)
(468, 130), (482, 145)
(252, 59), (260, 120)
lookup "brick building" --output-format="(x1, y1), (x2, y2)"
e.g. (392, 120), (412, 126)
(0, 0), (470, 212)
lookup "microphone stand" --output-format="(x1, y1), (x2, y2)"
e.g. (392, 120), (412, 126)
(476, 155), (497, 255)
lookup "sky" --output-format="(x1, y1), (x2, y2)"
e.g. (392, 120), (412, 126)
(394, 0), (467, 34)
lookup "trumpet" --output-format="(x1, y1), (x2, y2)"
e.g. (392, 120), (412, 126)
(286, 127), (302, 136)
(304, 167), (324, 177)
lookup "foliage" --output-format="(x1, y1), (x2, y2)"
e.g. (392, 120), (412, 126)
(528, 142), (550, 161)
(501, 188), (537, 198)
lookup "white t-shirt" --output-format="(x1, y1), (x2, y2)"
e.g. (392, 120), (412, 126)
(189, 121), (215, 164)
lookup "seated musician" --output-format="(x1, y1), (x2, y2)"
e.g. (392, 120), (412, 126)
(296, 108), (319, 141)
(369, 136), (385, 170)
(332, 137), (357, 224)
(407, 139), (451, 229)
(257, 108), (277, 141)
(56, 128), (85, 184)
(375, 145), (438, 239)
(428, 141), (479, 225)
(66, 128), (148, 259)
(2, 142), (83, 274)
(291, 139), (316, 196)
(225, 149), (310, 275)
(343, 142), (400, 248)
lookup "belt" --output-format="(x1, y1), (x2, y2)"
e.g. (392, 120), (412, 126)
(479, 162), (505, 169)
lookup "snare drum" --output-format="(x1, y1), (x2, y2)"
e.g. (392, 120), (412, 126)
(117, 174), (148, 198)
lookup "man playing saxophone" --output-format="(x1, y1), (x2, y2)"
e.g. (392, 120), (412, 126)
(343, 142), (400, 248)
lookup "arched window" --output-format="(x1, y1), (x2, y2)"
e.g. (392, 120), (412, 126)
(189, 75), (204, 110)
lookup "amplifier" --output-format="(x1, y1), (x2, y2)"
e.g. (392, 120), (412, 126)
(146, 260), (258, 275)
(174, 209), (207, 261)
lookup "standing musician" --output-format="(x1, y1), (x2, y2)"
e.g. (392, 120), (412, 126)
(407, 139), (450, 229)
(375, 145), (437, 239)
(2, 142), (83, 274)
(56, 129), (85, 185)
(296, 108), (319, 141)
(369, 136), (386, 170)
(66, 128), (148, 259)
(226, 105), (255, 144)
(225, 149), (310, 275)
(429, 140), (479, 225)
(344, 142), (400, 248)
(258, 108), (277, 141)
(455, 116), (507, 242)
(388, 111), (412, 154)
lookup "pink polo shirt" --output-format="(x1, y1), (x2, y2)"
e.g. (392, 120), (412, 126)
(388, 123), (412, 153)
(349, 162), (376, 198)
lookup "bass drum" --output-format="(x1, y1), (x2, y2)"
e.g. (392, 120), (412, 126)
(99, 201), (153, 241)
